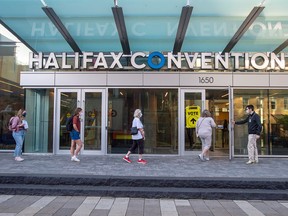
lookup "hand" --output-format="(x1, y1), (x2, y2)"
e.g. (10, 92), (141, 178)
(255, 135), (260, 139)
(232, 121), (235, 125)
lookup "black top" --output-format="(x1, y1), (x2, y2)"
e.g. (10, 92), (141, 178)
(235, 112), (262, 135)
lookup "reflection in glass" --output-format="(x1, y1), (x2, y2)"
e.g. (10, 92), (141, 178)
(24, 89), (54, 153)
(184, 93), (202, 151)
(59, 92), (77, 150)
(108, 89), (178, 154)
(84, 92), (102, 150)
(233, 89), (288, 156)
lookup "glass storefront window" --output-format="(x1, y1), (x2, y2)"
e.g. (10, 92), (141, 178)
(234, 89), (288, 156)
(24, 89), (54, 153)
(0, 27), (29, 151)
(108, 88), (178, 154)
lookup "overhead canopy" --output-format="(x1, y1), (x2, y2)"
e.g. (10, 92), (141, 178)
(0, 0), (287, 54)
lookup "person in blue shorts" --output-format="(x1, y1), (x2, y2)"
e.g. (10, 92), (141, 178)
(70, 107), (83, 162)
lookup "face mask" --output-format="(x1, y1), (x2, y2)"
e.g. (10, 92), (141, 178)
(139, 113), (143, 118)
(79, 112), (84, 118)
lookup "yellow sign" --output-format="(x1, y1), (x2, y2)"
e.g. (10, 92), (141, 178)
(185, 106), (201, 128)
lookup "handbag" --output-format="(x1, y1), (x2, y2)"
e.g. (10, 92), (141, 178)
(130, 127), (138, 135)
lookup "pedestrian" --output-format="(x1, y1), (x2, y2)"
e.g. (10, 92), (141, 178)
(196, 109), (216, 162)
(21, 110), (29, 138)
(222, 119), (228, 147)
(233, 104), (262, 164)
(123, 109), (147, 164)
(70, 107), (83, 162)
(11, 109), (26, 162)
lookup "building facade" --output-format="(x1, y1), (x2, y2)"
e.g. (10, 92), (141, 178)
(0, 0), (288, 158)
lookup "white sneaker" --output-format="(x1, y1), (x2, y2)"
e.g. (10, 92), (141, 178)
(71, 156), (80, 162)
(205, 157), (210, 161)
(198, 154), (204, 161)
(246, 160), (254, 164)
(15, 157), (24, 162)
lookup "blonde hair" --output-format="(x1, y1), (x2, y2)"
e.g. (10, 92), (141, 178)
(201, 109), (211, 117)
(16, 109), (24, 118)
(133, 109), (142, 118)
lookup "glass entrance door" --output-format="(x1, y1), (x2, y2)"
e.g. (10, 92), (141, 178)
(56, 89), (105, 154)
(180, 89), (205, 155)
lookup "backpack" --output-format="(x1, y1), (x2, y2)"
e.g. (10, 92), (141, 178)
(8, 116), (16, 131)
(66, 116), (74, 132)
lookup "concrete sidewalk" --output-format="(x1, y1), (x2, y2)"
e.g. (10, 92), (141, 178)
(0, 153), (287, 178)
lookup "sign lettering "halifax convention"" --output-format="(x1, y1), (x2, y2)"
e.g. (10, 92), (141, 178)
(29, 52), (287, 70)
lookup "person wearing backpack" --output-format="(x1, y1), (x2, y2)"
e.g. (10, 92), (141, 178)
(11, 109), (26, 162)
(70, 107), (84, 162)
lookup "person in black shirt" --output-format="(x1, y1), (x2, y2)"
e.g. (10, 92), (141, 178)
(233, 105), (262, 164)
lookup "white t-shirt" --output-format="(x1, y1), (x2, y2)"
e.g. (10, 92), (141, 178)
(132, 117), (143, 140)
(22, 119), (29, 129)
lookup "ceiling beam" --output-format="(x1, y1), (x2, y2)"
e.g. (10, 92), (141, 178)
(112, 6), (130, 55)
(173, 6), (193, 55)
(0, 19), (38, 54)
(42, 6), (82, 54)
(221, 6), (264, 55)
(273, 39), (288, 54)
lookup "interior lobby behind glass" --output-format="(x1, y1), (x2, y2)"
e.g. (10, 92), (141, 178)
(0, 32), (26, 150)
(108, 89), (178, 154)
(234, 89), (288, 156)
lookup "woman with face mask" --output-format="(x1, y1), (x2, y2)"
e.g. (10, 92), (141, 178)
(123, 109), (147, 164)
(70, 107), (83, 162)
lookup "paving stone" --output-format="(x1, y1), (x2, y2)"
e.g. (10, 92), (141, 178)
(263, 201), (288, 216)
(204, 200), (231, 216)
(176, 206), (196, 216)
(71, 197), (100, 216)
(0, 195), (27, 213)
(234, 200), (265, 216)
(34, 196), (72, 215)
(249, 200), (282, 216)
(95, 197), (115, 210)
(144, 199), (161, 216)
(108, 197), (129, 216)
(16, 196), (56, 216)
(218, 200), (247, 216)
(90, 209), (109, 216)
(53, 208), (76, 216)
(5, 196), (41, 213)
(189, 199), (213, 216)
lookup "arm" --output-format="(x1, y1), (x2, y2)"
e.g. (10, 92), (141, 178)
(139, 128), (145, 140)
(73, 116), (79, 132)
(235, 116), (249, 125)
(255, 114), (262, 135)
(210, 118), (216, 128)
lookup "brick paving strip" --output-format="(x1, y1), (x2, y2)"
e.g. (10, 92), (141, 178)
(0, 195), (288, 216)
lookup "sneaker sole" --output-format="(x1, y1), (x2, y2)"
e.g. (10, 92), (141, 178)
(123, 158), (131, 163)
(138, 162), (147, 164)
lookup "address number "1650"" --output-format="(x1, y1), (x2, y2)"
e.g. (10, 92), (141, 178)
(198, 77), (214, 84)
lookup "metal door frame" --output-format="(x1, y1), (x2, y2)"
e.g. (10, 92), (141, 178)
(55, 88), (106, 155)
(179, 89), (205, 155)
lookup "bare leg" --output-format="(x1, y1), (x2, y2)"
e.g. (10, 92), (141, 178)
(74, 139), (83, 156)
(70, 140), (76, 157)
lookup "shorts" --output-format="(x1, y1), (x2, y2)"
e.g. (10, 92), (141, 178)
(70, 130), (80, 140)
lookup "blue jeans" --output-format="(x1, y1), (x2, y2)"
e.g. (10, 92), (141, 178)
(13, 130), (25, 157)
